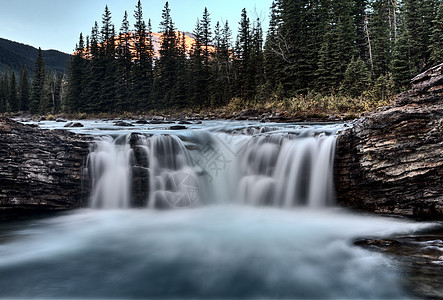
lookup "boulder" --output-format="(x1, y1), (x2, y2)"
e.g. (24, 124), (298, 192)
(335, 64), (443, 219)
(0, 118), (90, 214)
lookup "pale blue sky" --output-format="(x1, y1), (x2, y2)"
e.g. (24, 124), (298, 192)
(0, 0), (272, 54)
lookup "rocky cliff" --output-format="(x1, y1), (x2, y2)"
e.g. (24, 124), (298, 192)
(335, 63), (443, 219)
(0, 118), (90, 216)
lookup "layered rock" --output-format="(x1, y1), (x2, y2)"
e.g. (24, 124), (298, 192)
(335, 64), (443, 219)
(0, 118), (90, 214)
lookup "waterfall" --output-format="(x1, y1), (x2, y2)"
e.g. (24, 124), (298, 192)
(85, 128), (337, 209)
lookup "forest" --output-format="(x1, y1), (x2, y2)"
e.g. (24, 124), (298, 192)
(0, 0), (442, 117)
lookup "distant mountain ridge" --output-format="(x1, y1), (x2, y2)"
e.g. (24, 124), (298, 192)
(0, 38), (71, 76)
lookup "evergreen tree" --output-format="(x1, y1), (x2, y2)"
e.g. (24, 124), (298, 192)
(153, 1), (179, 108)
(429, 2), (443, 66)
(29, 48), (46, 114)
(354, 0), (370, 63)
(188, 19), (205, 108)
(391, 21), (413, 89)
(82, 22), (102, 113)
(19, 66), (30, 111)
(369, 0), (394, 78)
(200, 7), (212, 65)
(100, 6), (117, 112)
(0, 74), (7, 113)
(251, 18), (265, 101)
(263, 0), (285, 94)
(132, 1), (154, 111)
(339, 57), (371, 97)
(116, 11), (133, 112)
(66, 34), (85, 113)
(234, 8), (254, 100)
(8, 71), (19, 112)
(45, 73), (62, 113)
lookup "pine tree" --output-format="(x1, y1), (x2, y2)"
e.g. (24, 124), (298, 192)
(19, 66), (30, 111)
(369, 0), (394, 78)
(66, 34), (85, 113)
(391, 21), (413, 89)
(251, 18), (265, 101)
(263, 0), (285, 95)
(200, 7), (212, 65)
(132, 1), (154, 111)
(153, 1), (179, 108)
(99, 6), (117, 112)
(116, 11), (133, 112)
(0, 74), (7, 113)
(234, 8), (254, 100)
(429, 2), (443, 66)
(82, 22), (102, 113)
(8, 71), (19, 112)
(29, 48), (46, 114)
(188, 19), (205, 108)
(339, 57), (371, 97)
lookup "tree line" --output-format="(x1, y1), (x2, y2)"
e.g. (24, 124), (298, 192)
(0, 48), (64, 114)
(1, 0), (442, 115)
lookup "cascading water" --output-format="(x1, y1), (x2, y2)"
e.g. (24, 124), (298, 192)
(85, 127), (337, 209)
(4, 120), (441, 299)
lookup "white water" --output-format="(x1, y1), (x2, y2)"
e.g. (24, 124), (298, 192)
(86, 127), (337, 209)
(4, 120), (439, 299)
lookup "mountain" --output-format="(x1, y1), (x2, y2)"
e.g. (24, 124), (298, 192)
(0, 38), (71, 75)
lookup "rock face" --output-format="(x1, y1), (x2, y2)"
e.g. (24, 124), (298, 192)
(335, 64), (443, 219)
(0, 118), (90, 214)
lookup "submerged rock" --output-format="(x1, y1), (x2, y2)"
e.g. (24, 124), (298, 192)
(64, 122), (84, 128)
(335, 63), (443, 219)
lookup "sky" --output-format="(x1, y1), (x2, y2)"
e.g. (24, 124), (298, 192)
(0, 0), (272, 54)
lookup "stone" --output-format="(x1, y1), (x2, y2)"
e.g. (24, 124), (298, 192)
(335, 63), (443, 219)
(64, 122), (84, 128)
(169, 125), (187, 130)
(0, 118), (90, 214)
(114, 121), (133, 127)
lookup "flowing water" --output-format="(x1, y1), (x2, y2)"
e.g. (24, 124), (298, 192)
(0, 119), (440, 299)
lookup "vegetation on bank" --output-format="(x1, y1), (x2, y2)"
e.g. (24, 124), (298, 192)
(0, 0), (441, 118)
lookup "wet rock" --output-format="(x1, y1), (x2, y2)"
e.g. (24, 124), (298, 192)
(114, 121), (133, 127)
(335, 63), (443, 219)
(178, 120), (192, 125)
(0, 118), (90, 213)
(64, 122), (84, 128)
(134, 119), (148, 124)
(169, 125), (187, 130)
(56, 119), (67, 123)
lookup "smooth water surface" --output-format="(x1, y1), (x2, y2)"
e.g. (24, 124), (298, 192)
(0, 207), (436, 299)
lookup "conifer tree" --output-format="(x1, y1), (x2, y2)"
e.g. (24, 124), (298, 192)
(339, 57), (371, 97)
(369, 0), (394, 78)
(66, 34), (85, 113)
(8, 71), (19, 112)
(391, 22), (413, 89)
(82, 22), (102, 113)
(0, 74), (7, 113)
(251, 18), (264, 101)
(263, 0), (285, 94)
(153, 1), (179, 108)
(99, 6), (117, 112)
(132, 1), (154, 111)
(29, 48), (46, 114)
(429, 2), (443, 66)
(234, 8), (254, 100)
(116, 11), (133, 111)
(200, 7), (212, 65)
(19, 66), (30, 111)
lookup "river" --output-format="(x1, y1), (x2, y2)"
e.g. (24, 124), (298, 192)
(0, 119), (440, 299)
